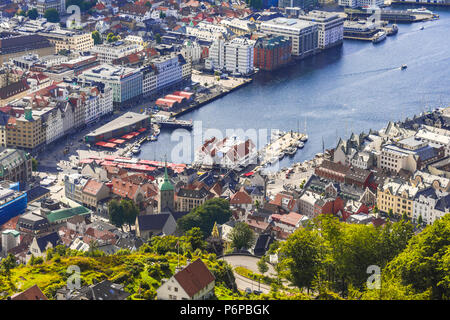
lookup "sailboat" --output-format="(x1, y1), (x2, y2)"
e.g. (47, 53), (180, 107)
(301, 117), (308, 142)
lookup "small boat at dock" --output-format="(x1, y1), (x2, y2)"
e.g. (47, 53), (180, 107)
(401, 64), (407, 70)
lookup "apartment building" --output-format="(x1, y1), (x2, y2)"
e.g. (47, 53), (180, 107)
(38, 30), (94, 52)
(260, 18), (319, 58)
(5, 108), (46, 152)
(413, 187), (450, 225)
(78, 64), (143, 104)
(36, 0), (66, 15)
(0, 148), (33, 184)
(377, 178), (419, 217)
(141, 65), (157, 98)
(152, 54), (186, 93)
(254, 36), (292, 71)
(206, 38), (255, 75)
(90, 41), (143, 64)
(298, 11), (344, 49)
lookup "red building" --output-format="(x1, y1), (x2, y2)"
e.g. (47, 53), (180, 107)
(254, 36), (291, 71)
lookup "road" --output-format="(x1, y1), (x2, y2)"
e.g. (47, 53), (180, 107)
(222, 255), (277, 294)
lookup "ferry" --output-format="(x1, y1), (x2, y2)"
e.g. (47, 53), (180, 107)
(372, 31), (387, 44)
(401, 64), (407, 70)
(407, 7), (433, 15)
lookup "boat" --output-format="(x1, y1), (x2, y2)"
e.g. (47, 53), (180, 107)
(401, 64), (407, 70)
(407, 7), (434, 15)
(297, 142), (305, 149)
(372, 31), (386, 44)
(286, 147), (296, 156)
(300, 134), (308, 142)
(125, 151), (133, 157)
(150, 135), (157, 141)
(420, 26), (424, 30)
(131, 146), (140, 154)
(278, 152), (285, 160)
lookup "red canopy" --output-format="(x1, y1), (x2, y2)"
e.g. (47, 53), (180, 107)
(138, 128), (147, 132)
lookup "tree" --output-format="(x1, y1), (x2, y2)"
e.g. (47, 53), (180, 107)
(402, 211), (408, 221)
(184, 227), (206, 251)
(388, 208), (393, 218)
(155, 33), (161, 44)
(44, 8), (60, 23)
(229, 222), (255, 251)
(27, 8), (39, 20)
(16, 10), (26, 17)
(0, 253), (17, 278)
(417, 214), (423, 225)
(108, 199), (125, 231)
(257, 257), (269, 291)
(177, 198), (232, 238)
(159, 11), (166, 19)
(106, 32), (118, 43)
(92, 30), (102, 45)
(122, 199), (139, 231)
(145, 1), (152, 7)
(31, 158), (38, 171)
(373, 205), (379, 214)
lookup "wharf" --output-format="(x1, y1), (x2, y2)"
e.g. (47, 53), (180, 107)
(258, 131), (308, 168)
(172, 77), (253, 118)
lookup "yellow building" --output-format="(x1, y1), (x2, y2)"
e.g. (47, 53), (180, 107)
(39, 30), (94, 52)
(377, 178), (419, 217)
(5, 108), (45, 151)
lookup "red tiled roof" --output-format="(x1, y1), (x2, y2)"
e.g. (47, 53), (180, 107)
(10, 285), (48, 300)
(82, 179), (105, 196)
(174, 259), (215, 298)
(230, 188), (252, 205)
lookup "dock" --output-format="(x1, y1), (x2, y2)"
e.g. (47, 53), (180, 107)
(258, 131), (308, 168)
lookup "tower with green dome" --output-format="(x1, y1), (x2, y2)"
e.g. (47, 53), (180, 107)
(158, 161), (174, 213)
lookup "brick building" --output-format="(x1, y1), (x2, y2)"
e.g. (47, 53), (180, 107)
(254, 36), (291, 71)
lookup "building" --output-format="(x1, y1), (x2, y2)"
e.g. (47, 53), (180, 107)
(254, 36), (292, 71)
(338, 0), (384, 8)
(36, 0), (66, 15)
(206, 38), (255, 75)
(158, 165), (174, 213)
(260, 18), (319, 58)
(377, 178), (419, 217)
(379, 137), (445, 173)
(81, 179), (110, 212)
(176, 187), (210, 212)
(79, 64), (143, 104)
(64, 174), (88, 204)
(28, 231), (61, 261)
(38, 30), (94, 52)
(4, 108), (46, 152)
(85, 112), (149, 143)
(135, 212), (177, 240)
(90, 41), (143, 64)
(278, 0), (318, 10)
(152, 53), (188, 94)
(221, 19), (257, 36)
(156, 258), (215, 300)
(1, 229), (20, 254)
(412, 187), (450, 226)
(0, 184), (27, 226)
(10, 285), (48, 300)
(0, 32), (55, 64)
(298, 11), (344, 49)
(0, 148), (32, 185)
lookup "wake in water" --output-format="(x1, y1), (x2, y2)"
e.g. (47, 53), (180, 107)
(339, 66), (400, 77)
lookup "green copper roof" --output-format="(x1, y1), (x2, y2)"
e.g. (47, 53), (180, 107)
(160, 164), (174, 192)
(46, 206), (91, 223)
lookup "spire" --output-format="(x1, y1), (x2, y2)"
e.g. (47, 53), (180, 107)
(211, 222), (220, 238)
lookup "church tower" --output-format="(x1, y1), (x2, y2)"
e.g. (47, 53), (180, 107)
(158, 162), (174, 213)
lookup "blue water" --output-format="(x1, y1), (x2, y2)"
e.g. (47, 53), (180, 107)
(142, 7), (450, 168)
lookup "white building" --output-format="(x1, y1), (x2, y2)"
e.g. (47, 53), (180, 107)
(338, 0), (384, 8)
(206, 38), (255, 75)
(260, 18), (319, 58)
(180, 39), (202, 64)
(79, 64), (143, 104)
(152, 53), (184, 92)
(413, 188), (450, 225)
(90, 41), (143, 64)
(298, 10), (344, 49)
(298, 191), (321, 218)
(415, 128), (450, 156)
(156, 259), (215, 300)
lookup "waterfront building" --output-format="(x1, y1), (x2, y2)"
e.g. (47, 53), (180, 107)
(141, 65), (158, 98)
(415, 128), (450, 156)
(260, 18), (319, 58)
(90, 41), (143, 64)
(85, 112), (150, 143)
(38, 29), (94, 53)
(206, 38), (255, 75)
(78, 64), (143, 104)
(278, 0), (318, 10)
(298, 10), (344, 49)
(377, 178), (418, 217)
(338, 0), (384, 8)
(343, 20), (380, 39)
(254, 36), (292, 71)
(152, 53), (188, 94)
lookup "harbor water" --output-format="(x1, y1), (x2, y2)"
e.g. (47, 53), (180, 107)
(140, 7), (450, 169)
